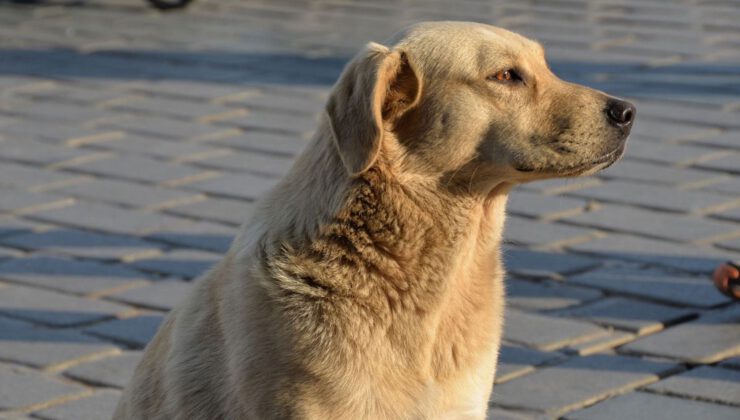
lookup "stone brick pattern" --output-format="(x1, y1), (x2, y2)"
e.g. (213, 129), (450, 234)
(0, 0), (738, 418)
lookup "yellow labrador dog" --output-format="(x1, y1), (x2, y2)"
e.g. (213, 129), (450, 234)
(115, 21), (634, 419)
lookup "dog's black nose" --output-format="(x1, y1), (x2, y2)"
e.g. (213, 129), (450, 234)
(606, 99), (636, 127)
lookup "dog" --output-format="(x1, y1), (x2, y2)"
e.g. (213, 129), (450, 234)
(114, 21), (634, 419)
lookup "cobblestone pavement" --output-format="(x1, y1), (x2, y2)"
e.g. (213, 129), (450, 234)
(0, 0), (739, 419)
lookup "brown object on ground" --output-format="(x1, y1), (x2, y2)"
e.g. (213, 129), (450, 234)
(713, 262), (740, 300)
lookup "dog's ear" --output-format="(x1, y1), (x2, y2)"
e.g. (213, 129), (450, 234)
(326, 43), (422, 176)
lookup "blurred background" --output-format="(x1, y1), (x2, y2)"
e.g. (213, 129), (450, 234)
(0, 0), (738, 419)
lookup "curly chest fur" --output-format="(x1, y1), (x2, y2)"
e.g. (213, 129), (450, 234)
(263, 173), (506, 415)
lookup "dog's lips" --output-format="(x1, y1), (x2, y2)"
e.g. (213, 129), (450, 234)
(548, 143), (626, 177)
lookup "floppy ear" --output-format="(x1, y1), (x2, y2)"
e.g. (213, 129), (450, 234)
(326, 42), (422, 176)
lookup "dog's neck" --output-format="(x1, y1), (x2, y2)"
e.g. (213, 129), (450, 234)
(254, 129), (508, 308)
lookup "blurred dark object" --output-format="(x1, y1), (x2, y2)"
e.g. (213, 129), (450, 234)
(712, 261), (740, 300)
(147, 0), (193, 10)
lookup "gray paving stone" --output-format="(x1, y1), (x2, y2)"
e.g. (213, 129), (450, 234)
(646, 366), (740, 406)
(215, 110), (318, 136)
(84, 314), (164, 348)
(3, 102), (99, 126)
(717, 235), (740, 252)
(621, 305), (740, 364)
(0, 189), (74, 215)
(28, 201), (192, 235)
(129, 80), (254, 102)
(190, 150), (294, 178)
(0, 162), (87, 191)
(562, 204), (740, 243)
(0, 413), (34, 419)
(0, 229), (161, 261)
(503, 248), (600, 278)
(26, 83), (128, 106)
(568, 265), (731, 308)
(720, 357), (740, 370)
(623, 140), (726, 166)
(0, 285), (133, 327)
(565, 391), (740, 420)
(706, 178), (740, 196)
(505, 279), (602, 311)
(51, 178), (201, 210)
(0, 363), (87, 411)
(503, 308), (609, 351)
(127, 249), (220, 279)
(599, 159), (726, 187)
(32, 390), (121, 420)
(557, 297), (696, 335)
(694, 153), (740, 175)
(0, 121), (120, 146)
(181, 172), (277, 200)
(504, 216), (601, 248)
(219, 90), (324, 116)
(629, 119), (717, 142)
(0, 138), (93, 166)
(207, 131), (308, 157)
(0, 246), (20, 262)
(638, 102), (740, 129)
(562, 331), (636, 356)
(485, 408), (535, 420)
(98, 115), (234, 141)
(67, 154), (205, 185)
(64, 352), (142, 388)
(565, 180), (740, 214)
(109, 96), (236, 121)
(0, 217), (42, 239)
(82, 134), (219, 161)
(0, 316), (117, 370)
(519, 178), (602, 195)
(0, 255), (148, 296)
(146, 221), (234, 253)
(496, 344), (563, 384)
(712, 206), (740, 224)
(688, 130), (740, 151)
(164, 195), (254, 226)
(567, 234), (737, 273)
(105, 280), (192, 311)
(490, 354), (677, 415)
(8, 102), (113, 125)
(507, 191), (588, 220)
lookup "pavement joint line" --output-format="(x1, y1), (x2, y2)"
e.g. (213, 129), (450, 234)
(638, 386), (740, 409)
(527, 230), (608, 251)
(83, 279), (152, 300)
(160, 170), (223, 187)
(196, 108), (250, 124)
(1, 388), (97, 417)
(171, 148), (231, 164)
(6, 197), (77, 217)
(142, 193), (209, 211)
(27, 176), (93, 193)
(43, 348), (123, 375)
(65, 130), (126, 147)
(677, 176), (731, 191)
(47, 151), (115, 170)
(691, 229), (740, 246)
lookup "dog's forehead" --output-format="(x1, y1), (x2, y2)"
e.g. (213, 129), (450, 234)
(392, 22), (543, 72)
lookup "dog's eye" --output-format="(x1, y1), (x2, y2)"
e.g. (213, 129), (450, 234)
(487, 69), (523, 83)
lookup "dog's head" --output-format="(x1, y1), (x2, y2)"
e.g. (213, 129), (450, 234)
(326, 21), (634, 192)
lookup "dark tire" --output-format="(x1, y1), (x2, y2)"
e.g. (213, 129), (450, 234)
(147, 0), (194, 10)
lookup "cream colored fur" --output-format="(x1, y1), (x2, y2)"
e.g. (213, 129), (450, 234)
(114, 21), (631, 420)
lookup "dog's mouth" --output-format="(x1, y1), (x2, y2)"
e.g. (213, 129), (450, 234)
(515, 143), (626, 177)
(559, 144), (626, 176)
